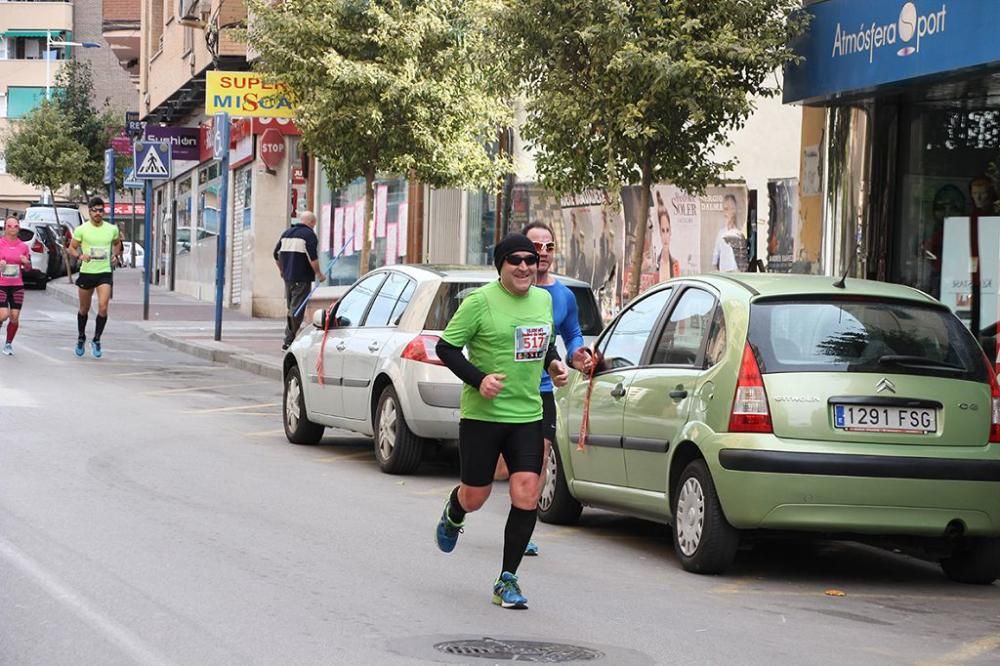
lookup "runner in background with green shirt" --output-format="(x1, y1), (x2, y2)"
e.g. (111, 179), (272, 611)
(434, 232), (569, 609)
(69, 197), (122, 358)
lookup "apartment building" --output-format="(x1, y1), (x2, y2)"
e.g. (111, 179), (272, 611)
(0, 0), (74, 210)
(139, 0), (309, 317)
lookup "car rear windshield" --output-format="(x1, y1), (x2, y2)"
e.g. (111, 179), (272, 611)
(748, 297), (988, 382)
(424, 281), (490, 330)
(423, 280), (604, 335)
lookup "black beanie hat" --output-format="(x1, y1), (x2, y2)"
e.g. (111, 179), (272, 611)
(493, 232), (538, 272)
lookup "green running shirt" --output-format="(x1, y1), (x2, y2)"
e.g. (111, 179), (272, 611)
(441, 280), (554, 423)
(73, 221), (120, 274)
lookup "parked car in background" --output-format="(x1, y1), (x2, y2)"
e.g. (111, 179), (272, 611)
(121, 241), (144, 269)
(282, 265), (602, 474)
(543, 273), (1000, 584)
(23, 205), (84, 231)
(16, 227), (50, 288)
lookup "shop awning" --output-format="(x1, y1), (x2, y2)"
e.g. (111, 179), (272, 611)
(2, 30), (60, 38)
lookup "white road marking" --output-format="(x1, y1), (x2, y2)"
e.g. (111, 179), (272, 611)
(10, 341), (66, 365)
(0, 387), (41, 407)
(0, 538), (177, 666)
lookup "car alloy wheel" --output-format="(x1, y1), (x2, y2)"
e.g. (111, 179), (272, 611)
(539, 445), (558, 512)
(283, 365), (324, 445)
(286, 372), (302, 432)
(676, 476), (705, 557)
(377, 393), (398, 461)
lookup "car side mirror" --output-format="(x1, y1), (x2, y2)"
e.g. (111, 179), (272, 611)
(312, 309), (327, 329)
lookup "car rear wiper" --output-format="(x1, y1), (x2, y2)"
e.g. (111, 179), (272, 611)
(876, 355), (964, 373)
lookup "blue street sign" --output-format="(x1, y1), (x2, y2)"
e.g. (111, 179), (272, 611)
(124, 167), (142, 190)
(213, 112), (228, 160)
(103, 149), (114, 185)
(133, 141), (172, 180)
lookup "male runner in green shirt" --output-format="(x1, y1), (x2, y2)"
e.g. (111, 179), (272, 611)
(434, 232), (569, 609)
(69, 197), (122, 358)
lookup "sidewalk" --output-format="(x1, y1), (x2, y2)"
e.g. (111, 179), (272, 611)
(47, 269), (288, 380)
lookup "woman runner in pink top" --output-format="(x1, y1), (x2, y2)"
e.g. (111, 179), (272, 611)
(0, 216), (31, 355)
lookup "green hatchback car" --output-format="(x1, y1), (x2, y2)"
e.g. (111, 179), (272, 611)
(543, 274), (1000, 583)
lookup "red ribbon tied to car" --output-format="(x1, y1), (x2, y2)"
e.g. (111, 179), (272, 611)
(576, 348), (601, 451)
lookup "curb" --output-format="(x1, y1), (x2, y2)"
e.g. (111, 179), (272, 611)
(145, 330), (283, 380)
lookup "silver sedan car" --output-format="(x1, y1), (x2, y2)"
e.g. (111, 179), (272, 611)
(281, 265), (601, 474)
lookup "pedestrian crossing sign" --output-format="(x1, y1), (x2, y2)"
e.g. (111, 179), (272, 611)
(133, 141), (172, 180)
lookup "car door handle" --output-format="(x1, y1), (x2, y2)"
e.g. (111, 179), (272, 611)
(368, 342), (380, 353)
(336, 342), (346, 351)
(610, 382), (627, 399)
(669, 385), (688, 400)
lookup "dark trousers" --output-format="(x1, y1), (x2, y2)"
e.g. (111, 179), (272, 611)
(284, 281), (312, 345)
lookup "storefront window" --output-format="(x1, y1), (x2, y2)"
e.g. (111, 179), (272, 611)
(466, 189), (498, 266)
(197, 163), (221, 237)
(176, 175), (193, 255)
(892, 101), (1000, 332)
(315, 168), (410, 285)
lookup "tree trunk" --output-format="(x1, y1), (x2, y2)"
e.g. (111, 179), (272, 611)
(628, 152), (653, 300)
(358, 166), (376, 275)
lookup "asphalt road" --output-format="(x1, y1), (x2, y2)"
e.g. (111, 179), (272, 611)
(2, 290), (999, 665)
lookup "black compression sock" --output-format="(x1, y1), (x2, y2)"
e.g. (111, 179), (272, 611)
(77, 313), (87, 339)
(94, 315), (107, 341)
(502, 506), (538, 574)
(447, 486), (467, 524)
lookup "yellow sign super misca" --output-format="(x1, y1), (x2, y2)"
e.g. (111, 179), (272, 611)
(205, 71), (295, 118)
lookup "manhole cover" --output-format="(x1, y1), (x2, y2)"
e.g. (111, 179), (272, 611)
(434, 637), (604, 662)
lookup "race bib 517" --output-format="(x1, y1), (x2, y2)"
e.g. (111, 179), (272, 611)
(514, 325), (549, 362)
(1, 264), (19, 278)
(90, 247), (109, 260)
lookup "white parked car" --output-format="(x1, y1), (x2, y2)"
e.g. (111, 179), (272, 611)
(281, 265), (602, 474)
(121, 241), (144, 269)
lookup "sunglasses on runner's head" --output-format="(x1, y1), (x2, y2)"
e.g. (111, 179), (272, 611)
(532, 241), (556, 252)
(504, 254), (539, 267)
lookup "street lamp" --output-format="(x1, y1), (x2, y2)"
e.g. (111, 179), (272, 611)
(45, 30), (101, 100)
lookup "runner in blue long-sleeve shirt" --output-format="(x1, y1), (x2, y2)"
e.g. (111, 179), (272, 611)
(497, 222), (594, 556)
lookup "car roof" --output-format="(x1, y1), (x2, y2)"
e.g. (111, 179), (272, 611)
(690, 273), (936, 303)
(381, 263), (592, 288)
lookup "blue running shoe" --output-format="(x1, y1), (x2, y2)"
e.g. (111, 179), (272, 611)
(91, 341), (102, 358)
(524, 541), (539, 556)
(435, 502), (464, 553)
(492, 572), (528, 609)
(75, 338), (85, 357)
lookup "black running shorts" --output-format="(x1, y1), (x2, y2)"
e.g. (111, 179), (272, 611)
(0, 286), (24, 310)
(459, 419), (544, 487)
(541, 391), (557, 443)
(76, 272), (113, 290)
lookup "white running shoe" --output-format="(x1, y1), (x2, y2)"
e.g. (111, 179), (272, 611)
(2, 342), (12, 356)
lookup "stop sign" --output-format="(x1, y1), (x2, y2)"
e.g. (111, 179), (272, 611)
(259, 128), (285, 169)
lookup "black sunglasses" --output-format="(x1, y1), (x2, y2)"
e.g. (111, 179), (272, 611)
(504, 254), (539, 267)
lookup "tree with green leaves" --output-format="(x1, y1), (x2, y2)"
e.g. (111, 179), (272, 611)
(53, 61), (121, 200)
(247, 0), (513, 271)
(2, 98), (89, 281)
(505, 0), (806, 298)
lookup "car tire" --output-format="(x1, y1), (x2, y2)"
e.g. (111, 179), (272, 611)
(538, 442), (582, 525)
(283, 365), (325, 445)
(373, 385), (424, 475)
(672, 459), (739, 575)
(940, 537), (1000, 585)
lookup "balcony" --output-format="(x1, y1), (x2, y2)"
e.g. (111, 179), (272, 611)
(0, 3), (73, 34)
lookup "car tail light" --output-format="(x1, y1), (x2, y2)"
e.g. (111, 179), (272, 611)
(981, 351), (1000, 443)
(31, 240), (44, 253)
(401, 334), (444, 366)
(729, 343), (772, 433)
